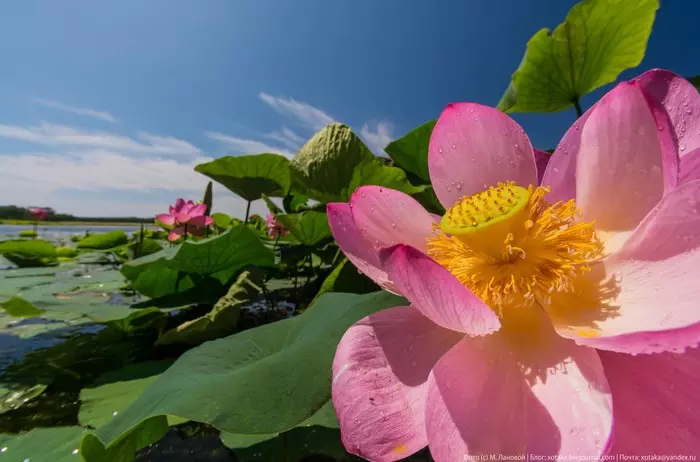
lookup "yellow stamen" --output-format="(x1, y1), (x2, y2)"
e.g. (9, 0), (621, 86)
(427, 182), (603, 316)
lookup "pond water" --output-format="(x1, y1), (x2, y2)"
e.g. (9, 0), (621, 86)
(0, 224), (149, 241)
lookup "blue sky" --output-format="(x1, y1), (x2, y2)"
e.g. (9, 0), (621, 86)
(0, 1), (698, 218)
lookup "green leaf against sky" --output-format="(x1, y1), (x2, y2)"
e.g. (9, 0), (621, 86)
(195, 153), (292, 202)
(384, 120), (436, 183)
(689, 75), (700, 91)
(498, 0), (659, 113)
(202, 180), (213, 216)
(290, 123), (425, 203)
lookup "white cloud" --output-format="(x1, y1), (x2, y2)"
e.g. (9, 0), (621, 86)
(257, 93), (393, 156)
(266, 127), (306, 150)
(0, 123), (200, 155)
(0, 150), (269, 218)
(31, 98), (118, 123)
(205, 131), (293, 158)
(360, 121), (394, 156)
(259, 92), (335, 130)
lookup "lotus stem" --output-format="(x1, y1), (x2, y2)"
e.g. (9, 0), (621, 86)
(244, 200), (252, 225)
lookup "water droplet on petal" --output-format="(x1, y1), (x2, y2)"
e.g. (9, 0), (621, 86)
(681, 145), (686, 152)
(657, 125), (664, 132)
(438, 147), (444, 154)
(451, 143), (456, 149)
(361, 192), (366, 198)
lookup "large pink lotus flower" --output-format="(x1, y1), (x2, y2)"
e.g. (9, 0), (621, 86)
(156, 198), (213, 242)
(327, 69), (700, 461)
(266, 213), (289, 239)
(29, 208), (48, 221)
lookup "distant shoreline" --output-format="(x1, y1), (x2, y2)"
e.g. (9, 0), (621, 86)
(0, 219), (156, 227)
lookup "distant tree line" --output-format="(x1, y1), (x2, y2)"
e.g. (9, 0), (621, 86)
(0, 205), (152, 223)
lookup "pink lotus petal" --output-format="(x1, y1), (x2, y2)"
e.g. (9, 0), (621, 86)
(428, 103), (537, 209)
(188, 216), (209, 228)
(551, 181), (700, 354)
(176, 212), (192, 224)
(599, 349), (700, 455)
(544, 78), (679, 204)
(168, 226), (185, 242)
(332, 305), (462, 462)
(29, 207), (48, 220)
(350, 186), (435, 254)
(635, 69), (700, 159)
(204, 216), (213, 226)
(533, 149), (551, 185)
(679, 147), (700, 184)
(541, 106), (594, 204)
(327, 203), (398, 293)
(575, 82), (665, 253)
(172, 198), (186, 214)
(189, 203), (207, 217)
(638, 81), (680, 193)
(381, 244), (500, 336)
(425, 312), (612, 460)
(155, 213), (175, 226)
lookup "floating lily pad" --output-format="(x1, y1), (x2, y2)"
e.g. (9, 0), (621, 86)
(0, 297), (46, 318)
(77, 231), (128, 250)
(0, 240), (58, 268)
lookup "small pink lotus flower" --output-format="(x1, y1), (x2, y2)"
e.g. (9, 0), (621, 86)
(266, 213), (289, 239)
(29, 208), (48, 221)
(327, 69), (700, 460)
(156, 198), (213, 242)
